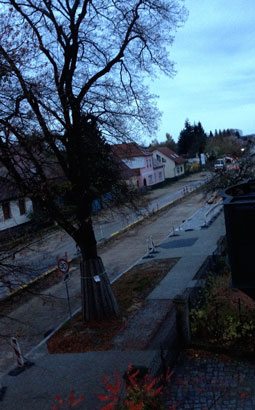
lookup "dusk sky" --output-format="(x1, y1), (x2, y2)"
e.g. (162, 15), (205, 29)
(149, 0), (255, 143)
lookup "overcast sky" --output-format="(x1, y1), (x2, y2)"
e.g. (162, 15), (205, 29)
(149, 0), (255, 143)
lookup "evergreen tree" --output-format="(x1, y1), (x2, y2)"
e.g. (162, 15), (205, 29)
(178, 120), (206, 157)
(177, 119), (193, 156)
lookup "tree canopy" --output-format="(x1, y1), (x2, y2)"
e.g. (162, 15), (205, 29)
(0, 0), (187, 139)
(177, 119), (206, 157)
(205, 128), (242, 160)
(150, 132), (177, 152)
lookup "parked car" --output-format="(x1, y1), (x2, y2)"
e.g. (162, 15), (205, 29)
(214, 158), (225, 172)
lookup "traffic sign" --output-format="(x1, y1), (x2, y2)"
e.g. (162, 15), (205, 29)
(58, 258), (69, 274)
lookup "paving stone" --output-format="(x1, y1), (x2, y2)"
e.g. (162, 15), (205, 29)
(164, 351), (255, 410)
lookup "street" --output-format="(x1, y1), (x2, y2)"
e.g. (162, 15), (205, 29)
(0, 177), (213, 375)
(0, 172), (209, 299)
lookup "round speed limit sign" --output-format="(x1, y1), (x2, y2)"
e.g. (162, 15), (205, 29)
(58, 258), (69, 274)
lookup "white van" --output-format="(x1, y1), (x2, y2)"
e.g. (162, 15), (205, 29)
(214, 158), (225, 172)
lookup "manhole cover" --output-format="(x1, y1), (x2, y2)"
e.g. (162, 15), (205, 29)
(160, 237), (198, 249)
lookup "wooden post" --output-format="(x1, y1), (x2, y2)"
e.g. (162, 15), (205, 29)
(173, 294), (190, 347)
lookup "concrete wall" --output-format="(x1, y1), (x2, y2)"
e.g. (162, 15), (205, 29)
(0, 198), (33, 231)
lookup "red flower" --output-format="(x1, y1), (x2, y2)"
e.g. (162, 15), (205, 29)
(166, 369), (174, 381)
(145, 378), (156, 392)
(106, 378), (119, 395)
(150, 385), (163, 397)
(71, 395), (84, 407)
(51, 391), (84, 409)
(101, 403), (116, 410)
(129, 403), (144, 410)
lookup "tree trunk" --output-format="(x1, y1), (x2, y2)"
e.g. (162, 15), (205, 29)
(80, 257), (119, 322)
(75, 218), (119, 321)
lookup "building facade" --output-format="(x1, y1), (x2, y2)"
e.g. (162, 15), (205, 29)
(151, 147), (186, 179)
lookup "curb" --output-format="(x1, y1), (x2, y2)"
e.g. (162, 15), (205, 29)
(98, 184), (203, 246)
(2, 182), (209, 381)
(0, 184), (203, 307)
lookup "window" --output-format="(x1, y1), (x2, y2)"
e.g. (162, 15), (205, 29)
(2, 202), (11, 220)
(162, 158), (166, 163)
(19, 199), (26, 215)
(159, 172), (162, 180)
(156, 154), (161, 162)
(148, 175), (153, 184)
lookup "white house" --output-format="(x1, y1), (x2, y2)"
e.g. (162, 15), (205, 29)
(151, 147), (186, 179)
(0, 177), (33, 233)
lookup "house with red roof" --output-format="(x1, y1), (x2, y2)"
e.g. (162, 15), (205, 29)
(112, 142), (165, 188)
(151, 147), (186, 179)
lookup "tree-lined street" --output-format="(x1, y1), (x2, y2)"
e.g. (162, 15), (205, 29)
(0, 173), (209, 299)
(0, 176), (211, 375)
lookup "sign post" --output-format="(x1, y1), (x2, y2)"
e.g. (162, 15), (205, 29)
(57, 256), (72, 320)
(63, 274), (72, 320)
(57, 258), (69, 275)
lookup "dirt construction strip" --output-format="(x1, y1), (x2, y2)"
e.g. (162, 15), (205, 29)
(0, 189), (207, 375)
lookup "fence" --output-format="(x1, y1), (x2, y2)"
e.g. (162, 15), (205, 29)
(153, 238), (227, 375)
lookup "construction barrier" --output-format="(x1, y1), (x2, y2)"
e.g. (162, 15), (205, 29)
(10, 337), (24, 367)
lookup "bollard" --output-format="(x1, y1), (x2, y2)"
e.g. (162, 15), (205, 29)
(202, 215), (208, 228)
(172, 225), (177, 236)
(147, 238), (153, 254)
(142, 238), (154, 259)
(173, 294), (190, 347)
(149, 236), (155, 253)
(10, 337), (24, 367)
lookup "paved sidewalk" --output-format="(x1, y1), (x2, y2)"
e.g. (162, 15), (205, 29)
(164, 350), (255, 410)
(0, 190), (207, 375)
(1, 206), (226, 410)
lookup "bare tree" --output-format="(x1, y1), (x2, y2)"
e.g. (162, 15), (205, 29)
(0, 0), (187, 321)
(205, 150), (255, 196)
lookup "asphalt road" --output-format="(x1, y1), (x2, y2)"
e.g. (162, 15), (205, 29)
(0, 173), (209, 298)
(93, 176), (208, 241)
